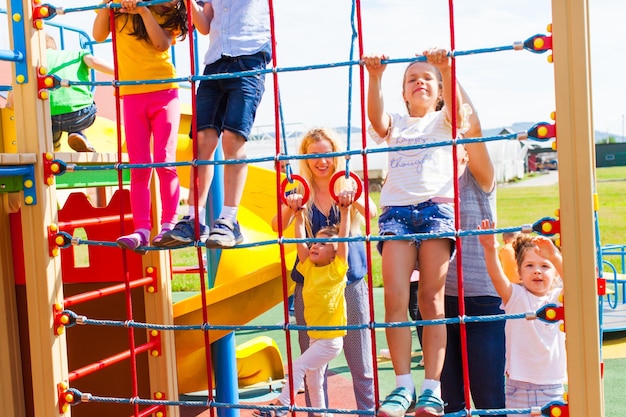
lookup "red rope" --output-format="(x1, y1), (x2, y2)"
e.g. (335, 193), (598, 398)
(353, 0), (382, 409)
(447, 0), (473, 410)
(184, 0), (217, 410)
(107, 7), (140, 416)
(266, 0), (300, 407)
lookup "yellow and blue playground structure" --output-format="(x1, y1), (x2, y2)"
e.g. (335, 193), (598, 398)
(1, 1), (298, 416)
(0, 0), (618, 417)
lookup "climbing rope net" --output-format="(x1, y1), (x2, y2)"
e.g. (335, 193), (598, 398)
(2, 1), (603, 417)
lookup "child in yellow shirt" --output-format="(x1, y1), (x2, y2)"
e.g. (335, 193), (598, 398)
(498, 232), (520, 284)
(254, 190), (355, 417)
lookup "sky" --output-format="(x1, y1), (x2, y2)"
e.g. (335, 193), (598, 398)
(1, 0), (626, 139)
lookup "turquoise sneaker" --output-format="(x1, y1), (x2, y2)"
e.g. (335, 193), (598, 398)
(377, 387), (416, 417)
(414, 389), (445, 417)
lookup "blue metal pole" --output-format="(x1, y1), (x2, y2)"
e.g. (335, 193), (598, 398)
(206, 142), (239, 417)
(4, 2), (29, 84)
(0, 48), (23, 62)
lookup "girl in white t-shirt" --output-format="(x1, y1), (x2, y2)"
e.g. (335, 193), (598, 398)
(478, 219), (566, 416)
(363, 48), (473, 417)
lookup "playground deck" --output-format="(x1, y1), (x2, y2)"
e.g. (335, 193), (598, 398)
(603, 302), (626, 333)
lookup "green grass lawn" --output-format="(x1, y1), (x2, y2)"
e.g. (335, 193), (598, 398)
(495, 167), (626, 274)
(167, 167), (626, 416)
(604, 356), (626, 417)
(172, 166), (626, 291)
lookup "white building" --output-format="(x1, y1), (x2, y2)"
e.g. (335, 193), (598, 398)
(247, 125), (531, 188)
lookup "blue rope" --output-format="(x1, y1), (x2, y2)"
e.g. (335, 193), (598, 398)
(54, 41), (537, 89)
(62, 366), (562, 416)
(53, 131), (522, 173)
(65, 387), (373, 414)
(342, 0), (359, 175)
(56, 223), (526, 253)
(64, 386), (563, 416)
(62, 308), (543, 333)
(444, 407), (543, 416)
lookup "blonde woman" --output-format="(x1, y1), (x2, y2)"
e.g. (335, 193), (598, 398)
(272, 127), (377, 416)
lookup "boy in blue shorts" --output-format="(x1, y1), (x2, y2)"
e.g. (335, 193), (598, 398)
(158, 0), (271, 248)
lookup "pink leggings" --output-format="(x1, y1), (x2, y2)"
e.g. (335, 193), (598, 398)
(123, 89), (180, 231)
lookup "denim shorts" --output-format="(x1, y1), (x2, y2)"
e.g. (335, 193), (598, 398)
(195, 51), (270, 140)
(377, 200), (456, 257)
(51, 103), (97, 144)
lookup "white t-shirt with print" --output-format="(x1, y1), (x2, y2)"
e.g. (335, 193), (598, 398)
(503, 284), (567, 385)
(368, 109), (468, 207)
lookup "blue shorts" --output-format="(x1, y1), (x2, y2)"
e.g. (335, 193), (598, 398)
(195, 51), (270, 140)
(377, 200), (456, 257)
(51, 103), (97, 144)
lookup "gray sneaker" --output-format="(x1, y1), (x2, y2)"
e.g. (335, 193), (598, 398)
(205, 218), (243, 249)
(157, 216), (210, 247)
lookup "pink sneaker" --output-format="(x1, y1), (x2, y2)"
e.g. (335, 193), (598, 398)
(116, 233), (148, 255)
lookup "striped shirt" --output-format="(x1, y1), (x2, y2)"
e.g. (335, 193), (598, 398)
(203, 0), (271, 65)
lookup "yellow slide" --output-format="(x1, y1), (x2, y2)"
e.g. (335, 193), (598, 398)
(174, 107), (297, 392)
(236, 336), (286, 388)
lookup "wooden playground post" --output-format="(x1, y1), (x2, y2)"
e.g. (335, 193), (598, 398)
(4, 0), (70, 416)
(552, 0), (605, 415)
(2, 0), (183, 414)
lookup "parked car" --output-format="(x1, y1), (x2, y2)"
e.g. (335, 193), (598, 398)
(537, 159), (558, 170)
